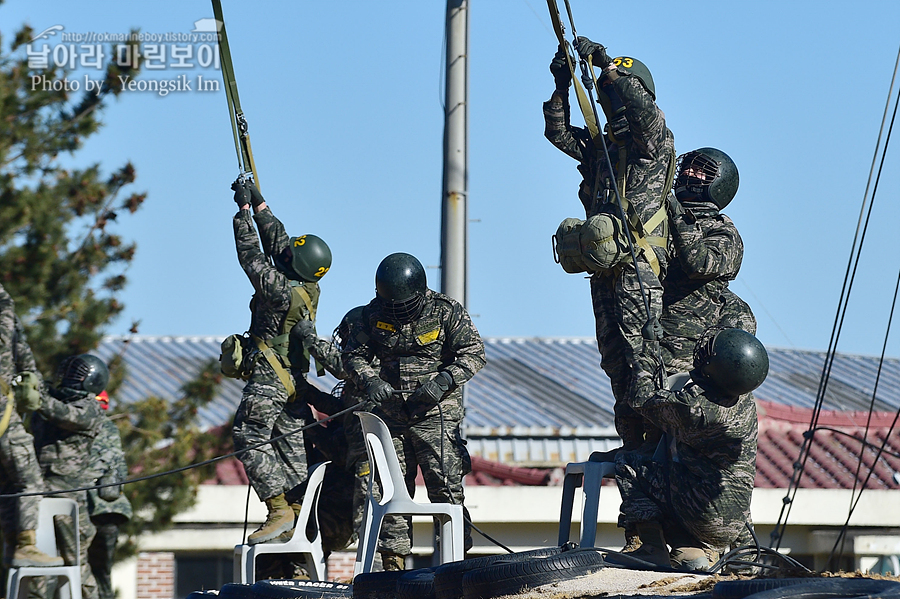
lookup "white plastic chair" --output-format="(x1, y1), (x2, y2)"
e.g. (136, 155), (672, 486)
(558, 374), (690, 549)
(6, 497), (82, 599)
(234, 461), (329, 583)
(353, 412), (464, 575)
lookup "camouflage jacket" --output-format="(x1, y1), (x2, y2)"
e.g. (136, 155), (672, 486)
(342, 290), (486, 421)
(32, 386), (103, 482)
(0, 285), (40, 386)
(631, 358), (758, 493)
(664, 203), (756, 335)
(233, 207), (319, 375)
(543, 75), (675, 269)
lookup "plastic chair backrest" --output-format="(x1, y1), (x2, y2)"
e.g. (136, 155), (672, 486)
(35, 497), (79, 561)
(358, 412), (410, 504)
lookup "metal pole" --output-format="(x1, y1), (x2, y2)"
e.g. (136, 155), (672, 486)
(441, 0), (469, 307)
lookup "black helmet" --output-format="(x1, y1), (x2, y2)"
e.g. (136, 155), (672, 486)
(375, 253), (427, 324)
(675, 147), (739, 209)
(59, 354), (109, 395)
(693, 327), (768, 405)
(276, 234), (332, 283)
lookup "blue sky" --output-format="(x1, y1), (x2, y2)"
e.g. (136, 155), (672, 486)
(3, 1), (900, 358)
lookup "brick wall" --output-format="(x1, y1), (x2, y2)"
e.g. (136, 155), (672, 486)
(137, 552), (175, 599)
(326, 551), (356, 583)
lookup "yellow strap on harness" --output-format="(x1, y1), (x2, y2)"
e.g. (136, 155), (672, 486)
(0, 380), (14, 439)
(547, 0), (600, 141)
(253, 336), (296, 400)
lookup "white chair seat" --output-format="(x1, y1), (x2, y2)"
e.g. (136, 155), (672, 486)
(7, 497), (82, 599)
(353, 412), (464, 576)
(234, 461), (329, 583)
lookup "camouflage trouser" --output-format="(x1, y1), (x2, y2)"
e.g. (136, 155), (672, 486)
(233, 362), (307, 502)
(344, 404), (373, 536)
(660, 288), (757, 375)
(591, 261), (663, 449)
(615, 448), (751, 553)
(0, 408), (44, 534)
(375, 412), (472, 556)
(87, 523), (118, 599)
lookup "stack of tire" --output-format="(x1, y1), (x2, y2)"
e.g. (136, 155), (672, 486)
(188, 579), (354, 599)
(353, 546), (607, 599)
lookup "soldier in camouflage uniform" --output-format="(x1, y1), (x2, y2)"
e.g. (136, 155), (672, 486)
(87, 393), (132, 599)
(0, 284), (63, 570)
(615, 328), (766, 571)
(544, 38), (675, 450)
(342, 253), (485, 570)
(661, 148), (756, 374)
(230, 179), (332, 545)
(31, 354), (109, 599)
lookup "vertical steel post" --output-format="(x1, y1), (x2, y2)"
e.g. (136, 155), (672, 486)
(441, 0), (469, 307)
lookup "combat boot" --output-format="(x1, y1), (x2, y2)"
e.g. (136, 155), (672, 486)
(10, 530), (64, 567)
(248, 493), (295, 545)
(670, 547), (709, 571)
(606, 522), (671, 568)
(273, 502), (303, 543)
(380, 551), (405, 571)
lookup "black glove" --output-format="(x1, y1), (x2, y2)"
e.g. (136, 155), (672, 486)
(97, 474), (121, 501)
(574, 36), (612, 67)
(291, 319), (317, 351)
(365, 378), (394, 406)
(666, 195), (685, 218)
(641, 316), (663, 342)
(247, 181), (265, 207)
(231, 178), (251, 208)
(549, 46), (571, 91)
(409, 371), (453, 405)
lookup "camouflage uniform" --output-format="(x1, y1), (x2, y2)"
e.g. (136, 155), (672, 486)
(232, 206), (319, 503)
(0, 285), (45, 561)
(544, 74), (675, 448)
(660, 202), (756, 373)
(32, 385), (104, 599)
(616, 354), (757, 554)
(87, 417), (131, 599)
(342, 290), (485, 556)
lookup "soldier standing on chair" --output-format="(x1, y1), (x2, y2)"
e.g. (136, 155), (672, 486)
(0, 283), (64, 571)
(30, 354), (109, 599)
(229, 178), (333, 545)
(342, 253), (486, 571)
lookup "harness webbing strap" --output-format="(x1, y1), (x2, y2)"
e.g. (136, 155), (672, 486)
(253, 336), (296, 400)
(547, 0), (599, 141)
(212, 0), (261, 187)
(0, 382), (14, 439)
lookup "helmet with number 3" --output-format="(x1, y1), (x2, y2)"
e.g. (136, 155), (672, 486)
(595, 55), (656, 135)
(276, 234), (332, 283)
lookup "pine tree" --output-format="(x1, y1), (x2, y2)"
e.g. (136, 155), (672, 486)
(0, 23), (144, 372)
(0, 23), (226, 557)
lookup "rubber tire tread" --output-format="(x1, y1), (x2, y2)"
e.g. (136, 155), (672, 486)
(251, 579), (353, 599)
(186, 592), (220, 599)
(396, 568), (437, 599)
(461, 549), (605, 599)
(219, 584), (256, 599)
(352, 570), (406, 599)
(433, 547), (562, 599)
(738, 579), (900, 599)
(713, 579), (826, 599)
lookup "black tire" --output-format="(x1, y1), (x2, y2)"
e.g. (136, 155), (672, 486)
(739, 579), (900, 599)
(219, 583), (257, 599)
(352, 570), (405, 599)
(433, 547), (562, 599)
(461, 549), (606, 599)
(252, 579), (353, 599)
(396, 568), (438, 599)
(713, 579), (821, 599)
(186, 592), (220, 599)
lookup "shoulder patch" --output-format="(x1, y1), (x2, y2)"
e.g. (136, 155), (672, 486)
(417, 327), (441, 345)
(375, 321), (396, 332)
